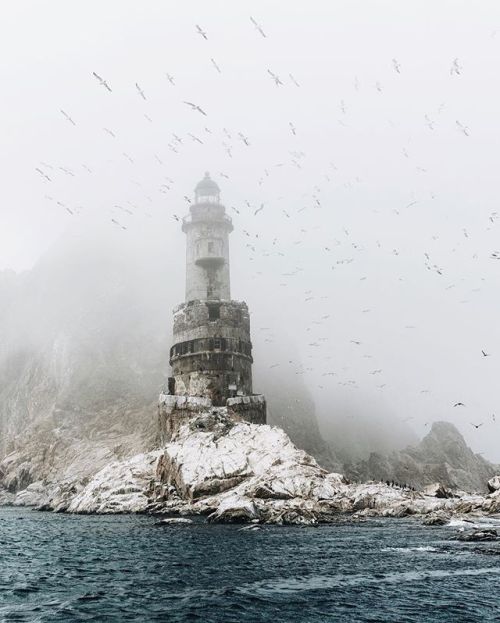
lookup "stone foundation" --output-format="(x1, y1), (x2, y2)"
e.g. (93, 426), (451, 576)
(158, 393), (266, 442)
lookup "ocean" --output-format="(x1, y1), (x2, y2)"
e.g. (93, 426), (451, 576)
(0, 508), (499, 622)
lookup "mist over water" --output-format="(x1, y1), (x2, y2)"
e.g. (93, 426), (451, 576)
(1, 1), (500, 461)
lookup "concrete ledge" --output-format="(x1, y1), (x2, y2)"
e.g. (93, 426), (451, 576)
(226, 394), (266, 407)
(158, 394), (212, 413)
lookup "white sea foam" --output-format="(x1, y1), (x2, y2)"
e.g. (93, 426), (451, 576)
(240, 567), (500, 596)
(381, 546), (439, 553)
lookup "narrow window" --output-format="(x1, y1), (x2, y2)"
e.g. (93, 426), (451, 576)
(207, 304), (220, 320)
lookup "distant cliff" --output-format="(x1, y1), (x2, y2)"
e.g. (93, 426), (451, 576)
(344, 421), (498, 493)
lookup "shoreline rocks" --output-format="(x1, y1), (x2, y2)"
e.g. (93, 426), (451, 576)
(2, 410), (500, 526)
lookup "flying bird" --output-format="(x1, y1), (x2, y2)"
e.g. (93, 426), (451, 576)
(111, 218), (126, 230)
(35, 167), (51, 182)
(184, 101), (207, 116)
(166, 73), (175, 85)
(211, 58), (221, 73)
(456, 120), (470, 136)
(482, 350), (491, 357)
(289, 73), (300, 87)
(92, 71), (112, 91)
(238, 132), (250, 146)
(250, 16), (266, 37)
(103, 128), (116, 138)
(450, 58), (462, 75)
(135, 83), (146, 100)
(60, 109), (76, 125)
(196, 24), (207, 39)
(392, 58), (401, 74)
(267, 69), (283, 85)
(188, 133), (203, 144)
(453, 402), (465, 407)
(470, 422), (483, 429)
(289, 122), (296, 135)
(254, 204), (264, 216)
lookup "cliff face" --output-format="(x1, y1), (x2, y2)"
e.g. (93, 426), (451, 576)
(344, 421), (498, 493)
(0, 231), (335, 493)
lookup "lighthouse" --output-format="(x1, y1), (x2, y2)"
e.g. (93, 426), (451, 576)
(159, 173), (266, 440)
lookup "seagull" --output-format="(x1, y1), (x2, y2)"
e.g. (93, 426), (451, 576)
(456, 120), (470, 136)
(392, 58), (401, 74)
(450, 58), (462, 75)
(470, 422), (483, 429)
(60, 109), (76, 125)
(135, 83), (146, 100)
(250, 16), (266, 37)
(111, 218), (126, 230)
(166, 73), (175, 85)
(424, 114), (434, 130)
(188, 133), (203, 144)
(211, 58), (221, 73)
(254, 204), (264, 215)
(267, 69), (283, 85)
(35, 167), (51, 181)
(184, 101), (207, 116)
(238, 132), (250, 146)
(92, 71), (112, 91)
(289, 73), (300, 87)
(289, 122), (296, 135)
(453, 402), (465, 407)
(196, 24), (207, 39)
(482, 350), (491, 357)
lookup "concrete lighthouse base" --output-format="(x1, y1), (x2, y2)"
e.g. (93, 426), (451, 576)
(158, 393), (266, 443)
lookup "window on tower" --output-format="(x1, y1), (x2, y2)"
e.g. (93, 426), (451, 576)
(207, 303), (220, 320)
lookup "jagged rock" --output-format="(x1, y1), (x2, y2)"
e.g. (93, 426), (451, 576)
(208, 495), (260, 523)
(487, 476), (500, 493)
(422, 510), (451, 525)
(422, 483), (456, 499)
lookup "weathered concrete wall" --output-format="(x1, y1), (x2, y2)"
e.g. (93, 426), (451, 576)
(227, 395), (267, 425)
(158, 394), (267, 442)
(183, 202), (232, 301)
(170, 300), (254, 404)
(157, 394), (212, 443)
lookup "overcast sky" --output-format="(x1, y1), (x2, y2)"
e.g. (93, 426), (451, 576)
(1, 1), (500, 460)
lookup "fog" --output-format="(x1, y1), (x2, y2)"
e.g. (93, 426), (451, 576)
(1, 1), (499, 461)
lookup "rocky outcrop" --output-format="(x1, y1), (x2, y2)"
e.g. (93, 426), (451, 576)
(345, 422), (498, 493)
(487, 476), (500, 493)
(9, 409), (498, 526)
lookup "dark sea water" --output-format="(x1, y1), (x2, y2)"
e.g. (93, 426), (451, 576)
(1, 508), (500, 622)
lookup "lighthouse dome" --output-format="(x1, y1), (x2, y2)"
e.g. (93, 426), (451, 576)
(194, 172), (220, 202)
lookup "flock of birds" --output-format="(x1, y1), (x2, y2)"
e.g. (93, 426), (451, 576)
(32, 13), (499, 448)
